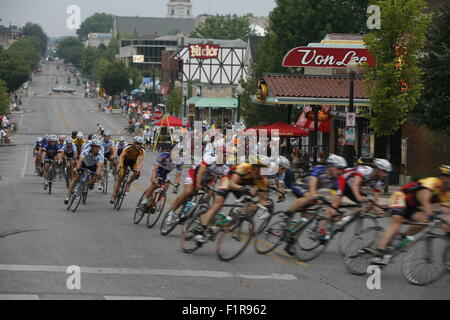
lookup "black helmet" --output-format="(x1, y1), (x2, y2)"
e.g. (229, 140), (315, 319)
(88, 134), (94, 140)
(71, 131), (78, 139)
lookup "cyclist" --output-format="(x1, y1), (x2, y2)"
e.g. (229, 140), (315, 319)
(268, 156), (295, 203)
(164, 152), (230, 225)
(64, 136), (104, 204)
(58, 135), (66, 146)
(102, 131), (116, 174)
(280, 154), (347, 253)
(115, 136), (128, 158)
(73, 132), (86, 156)
(191, 155), (271, 244)
(61, 138), (78, 179)
(319, 158), (392, 239)
(109, 136), (145, 204)
(33, 137), (43, 174)
(71, 131), (78, 140)
(138, 151), (183, 210)
(41, 135), (63, 190)
(368, 165), (450, 266)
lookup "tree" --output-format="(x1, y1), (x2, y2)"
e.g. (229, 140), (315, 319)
(99, 61), (129, 96)
(80, 46), (99, 77)
(363, 0), (430, 136)
(8, 37), (42, 71)
(22, 22), (48, 55)
(412, 2), (450, 135)
(0, 54), (31, 92)
(76, 13), (113, 40)
(0, 79), (10, 115)
(166, 87), (183, 116)
(56, 37), (84, 66)
(190, 14), (256, 40)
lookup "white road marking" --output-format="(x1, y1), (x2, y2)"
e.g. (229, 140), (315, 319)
(104, 296), (163, 300)
(21, 146), (29, 178)
(0, 294), (40, 300)
(0, 264), (297, 281)
(98, 113), (115, 130)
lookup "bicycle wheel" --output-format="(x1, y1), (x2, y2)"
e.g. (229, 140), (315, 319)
(343, 226), (383, 275)
(446, 244), (450, 274)
(294, 216), (329, 262)
(114, 179), (126, 210)
(336, 216), (379, 256)
(160, 207), (182, 236)
(115, 189), (126, 211)
(146, 192), (165, 228)
(102, 168), (108, 194)
(180, 205), (207, 254)
(71, 184), (84, 213)
(82, 188), (88, 205)
(254, 215), (287, 254)
(48, 167), (53, 195)
(401, 236), (449, 286)
(133, 192), (146, 224)
(216, 217), (254, 262)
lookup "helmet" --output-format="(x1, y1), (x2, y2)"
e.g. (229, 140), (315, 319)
(65, 138), (73, 144)
(59, 135), (66, 140)
(357, 157), (373, 166)
(71, 131), (78, 139)
(118, 136), (125, 142)
(439, 165), (450, 176)
(279, 156), (290, 169)
(76, 132), (84, 139)
(36, 137), (43, 143)
(87, 134), (93, 140)
(49, 135), (58, 142)
(103, 130), (111, 136)
(250, 155), (271, 167)
(373, 158), (393, 172)
(43, 133), (49, 139)
(91, 137), (103, 147)
(134, 136), (144, 144)
(327, 154), (347, 169)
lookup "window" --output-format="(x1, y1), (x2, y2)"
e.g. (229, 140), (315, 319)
(171, 9), (174, 16)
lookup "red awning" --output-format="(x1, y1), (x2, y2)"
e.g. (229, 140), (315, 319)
(295, 105), (331, 132)
(155, 115), (189, 127)
(245, 121), (308, 137)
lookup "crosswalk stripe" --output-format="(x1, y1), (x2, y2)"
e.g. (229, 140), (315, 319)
(0, 264), (297, 281)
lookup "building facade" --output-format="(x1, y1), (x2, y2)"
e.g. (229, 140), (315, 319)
(167, 0), (193, 19)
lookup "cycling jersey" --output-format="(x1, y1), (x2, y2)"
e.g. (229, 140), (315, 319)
(73, 138), (86, 151)
(121, 145), (145, 161)
(185, 161), (230, 185)
(82, 140), (104, 154)
(115, 142), (128, 156)
(62, 144), (77, 157)
(337, 166), (384, 203)
(103, 139), (114, 155)
(80, 147), (104, 167)
(154, 152), (183, 179)
(42, 143), (62, 160)
(228, 163), (268, 191)
(393, 177), (449, 208)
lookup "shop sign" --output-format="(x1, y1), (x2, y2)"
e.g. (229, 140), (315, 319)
(305, 109), (331, 121)
(189, 44), (220, 59)
(283, 47), (376, 68)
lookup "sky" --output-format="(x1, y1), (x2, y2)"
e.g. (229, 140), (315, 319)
(0, 0), (276, 37)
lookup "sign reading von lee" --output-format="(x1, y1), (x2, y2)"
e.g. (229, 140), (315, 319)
(283, 47), (376, 68)
(189, 44), (220, 59)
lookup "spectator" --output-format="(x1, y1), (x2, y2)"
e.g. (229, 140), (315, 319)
(0, 127), (10, 144)
(144, 128), (152, 149)
(2, 115), (10, 128)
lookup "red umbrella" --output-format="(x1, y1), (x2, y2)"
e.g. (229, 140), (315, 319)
(154, 115), (189, 127)
(245, 121), (308, 137)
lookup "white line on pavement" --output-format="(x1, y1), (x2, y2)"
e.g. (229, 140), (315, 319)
(0, 294), (40, 300)
(21, 146), (29, 178)
(0, 264), (297, 281)
(98, 113), (115, 130)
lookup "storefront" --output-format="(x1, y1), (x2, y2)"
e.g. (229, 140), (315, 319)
(186, 97), (237, 128)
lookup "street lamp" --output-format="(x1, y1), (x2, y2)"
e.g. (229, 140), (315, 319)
(343, 57), (359, 166)
(235, 84), (245, 125)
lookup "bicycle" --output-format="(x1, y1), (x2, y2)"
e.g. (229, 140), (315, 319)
(292, 197), (383, 262)
(100, 159), (109, 195)
(134, 178), (172, 228)
(66, 169), (98, 213)
(180, 195), (267, 262)
(46, 160), (59, 195)
(63, 158), (73, 188)
(344, 210), (450, 286)
(160, 187), (215, 236)
(113, 167), (132, 211)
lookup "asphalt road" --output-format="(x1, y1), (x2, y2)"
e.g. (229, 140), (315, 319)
(0, 61), (448, 300)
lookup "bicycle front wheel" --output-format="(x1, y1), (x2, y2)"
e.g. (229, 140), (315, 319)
(401, 236), (449, 286)
(216, 217), (254, 262)
(294, 216), (328, 262)
(133, 192), (146, 224)
(102, 169), (108, 194)
(146, 192), (165, 228)
(254, 218), (286, 255)
(72, 184), (84, 213)
(180, 205), (207, 254)
(337, 217), (380, 256)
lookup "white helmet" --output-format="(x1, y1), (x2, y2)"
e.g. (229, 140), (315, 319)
(134, 136), (144, 144)
(373, 158), (393, 172)
(103, 130), (111, 137)
(250, 155), (271, 167)
(36, 137), (43, 143)
(279, 156), (290, 169)
(327, 154), (347, 169)
(65, 138), (73, 144)
(203, 152), (217, 166)
(76, 132), (84, 139)
(49, 135), (58, 142)
(91, 137), (103, 147)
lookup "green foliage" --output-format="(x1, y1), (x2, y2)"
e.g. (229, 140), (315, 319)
(99, 60), (129, 96)
(363, 0), (431, 136)
(8, 37), (42, 71)
(56, 37), (84, 67)
(80, 46), (99, 77)
(128, 66), (143, 91)
(76, 13), (113, 40)
(0, 54), (30, 92)
(166, 87), (183, 116)
(22, 22), (48, 55)
(0, 79), (10, 114)
(412, 2), (450, 135)
(190, 14), (255, 40)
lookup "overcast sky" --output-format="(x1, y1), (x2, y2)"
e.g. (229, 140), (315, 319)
(0, 0), (276, 37)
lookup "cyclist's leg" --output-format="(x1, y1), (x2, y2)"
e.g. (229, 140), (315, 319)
(169, 183), (194, 213)
(43, 160), (51, 180)
(68, 169), (81, 195)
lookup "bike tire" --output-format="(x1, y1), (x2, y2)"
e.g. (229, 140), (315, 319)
(160, 208), (181, 236)
(343, 226), (383, 275)
(401, 235), (449, 286)
(103, 169), (108, 194)
(336, 216), (379, 256)
(216, 217), (254, 262)
(133, 192), (146, 224)
(180, 207), (206, 254)
(115, 191), (125, 211)
(294, 216), (329, 262)
(72, 184), (84, 213)
(146, 192), (165, 228)
(82, 189), (88, 205)
(254, 218), (286, 255)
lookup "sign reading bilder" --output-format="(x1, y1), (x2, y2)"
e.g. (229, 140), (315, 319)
(189, 44), (220, 59)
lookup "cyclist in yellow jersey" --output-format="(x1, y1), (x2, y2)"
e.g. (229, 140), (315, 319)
(73, 132), (86, 157)
(369, 165), (450, 266)
(190, 155), (271, 244)
(109, 136), (145, 204)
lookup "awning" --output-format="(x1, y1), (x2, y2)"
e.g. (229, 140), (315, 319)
(155, 115), (189, 127)
(187, 97), (237, 109)
(245, 121), (308, 137)
(295, 105), (331, 132)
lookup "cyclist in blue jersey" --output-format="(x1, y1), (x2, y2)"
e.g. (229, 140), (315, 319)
(61, 138), (78, 179)
(41, 135), (63, 190)
(139, 152), (183, 209)
(102, 130), (116, 173)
